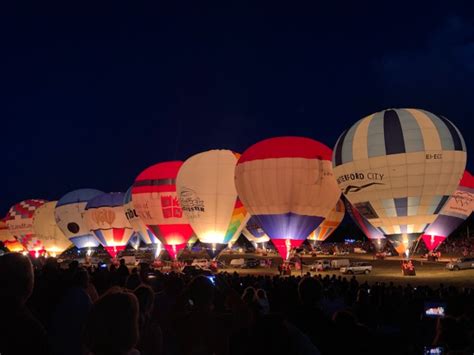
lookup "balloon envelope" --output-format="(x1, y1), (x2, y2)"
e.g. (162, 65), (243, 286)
(307, 199), (345, 242)
(124, 187), (161, 245)
(422, 171), (474, 251)
(242, 216), (271, 244)
(333, 108), (467, 254)
(132, 161), (193, 259)
(177, 150), (250, 256)
(55, 189), (104, 248)
(5, 199), (48, 251)
(33, 201), (71, 255)
(235, 137), (341, 259)
(84, 192), (134, 258)
(343, 197), (385, 241)
(0, 220), (24, 252)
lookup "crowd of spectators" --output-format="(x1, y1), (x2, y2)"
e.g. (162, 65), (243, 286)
(3, 253), (474, 354)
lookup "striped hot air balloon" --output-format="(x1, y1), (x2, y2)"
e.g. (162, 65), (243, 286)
(132, 161), (193, 260)
(5, 199), (48, 254)
(235, 137), (341, 260)
(307, 199), (345, 242)
(421, 171), (474, 251)
(177, 150), (250, 259)
(84, 192), (134, 258)
(333, 108), (467, 256)
(55, 189), (104, 249)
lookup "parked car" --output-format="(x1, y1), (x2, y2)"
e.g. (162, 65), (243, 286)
(241, 258), (260, 269)
(310, 260), (331, 271)
(330, 259), (350, 269)
(340, 262), (372, 274)
(446, 257), (474, 271)
(192, 258), (210, 268)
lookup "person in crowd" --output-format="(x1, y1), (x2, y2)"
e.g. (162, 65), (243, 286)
(134, 285), (163, 355)
(173, 276), (230, 355)
(49, 267), (93, 355)
(84, 288), (140, 355)
(288, 276), (334, 354)
(0, 253), (49, 355)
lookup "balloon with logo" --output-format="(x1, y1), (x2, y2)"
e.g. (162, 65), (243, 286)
(242, 216), (271, 248)
(84, 192), (134, 258)
(307, 199), (345, 243)
(132, 161), (193, 260)
(422, 171), (474, 251)
(5, 199), (48, 254)
(55, 189), (104, 249)
(33, 201), (71, 257)
(177, 150), (250, 259)
(333, 108), (467, 256)
(343, 197), (386, 250)
(0, 219), (24, 252)
(235, 137), (341, 260)
(124, 187), (162, 252)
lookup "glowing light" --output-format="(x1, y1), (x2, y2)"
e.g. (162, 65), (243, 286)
(22, 251), (28, 256)
(86, 248), (92, 256)
(155, 243), (162, 259)
(35, 250), (39, 258)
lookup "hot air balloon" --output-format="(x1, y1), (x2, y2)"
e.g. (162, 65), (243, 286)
(124, 187), (161, 245)
(343, 197), (386, 251)
(55, 189), (104, 249)
(242, 217), (271, 244)
(177, 150), (250, 259)
(84, 192), (134, 258)
(333, 108), (467, 256)
(33, 201), (71, 257)
(235, 137), (341, 260)
(132, 161), (193, 260)
(0, 219), (24, 252)
(5, 199), (48, 254)
(421, 171), (474, 251)
(307, 199), (345, 243)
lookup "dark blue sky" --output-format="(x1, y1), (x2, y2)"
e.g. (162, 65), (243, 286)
(1, 2), (474, 216)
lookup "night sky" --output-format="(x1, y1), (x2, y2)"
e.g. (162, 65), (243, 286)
(1, 2), (474, 216)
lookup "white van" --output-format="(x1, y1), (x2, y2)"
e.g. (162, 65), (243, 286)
(331, 259), (350, 269)
(229, 258), (245, 268)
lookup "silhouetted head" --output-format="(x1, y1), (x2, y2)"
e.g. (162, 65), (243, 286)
(298, 276), (322, 306)
(0, 253), (34, 307)
(84, 289), (139, 355)
(189, 275), (215, 309)
(120, 258), (126, 266)
(134, 284), (154, 316)
(72, 267), (90, 289)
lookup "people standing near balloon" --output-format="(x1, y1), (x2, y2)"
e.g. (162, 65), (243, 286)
(132, 161), (194, 260)
(177, 149), (250, 259)
(235, 136), (341, 260)
(333, 108), (467, 256)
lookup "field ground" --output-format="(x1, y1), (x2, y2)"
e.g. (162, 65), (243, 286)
(216, 253), (474, 287)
